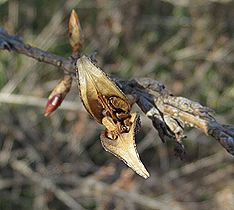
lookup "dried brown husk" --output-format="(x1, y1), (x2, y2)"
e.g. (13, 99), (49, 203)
(76, 56), (149, 178)
(101, 112), (149, 179)
(76, 56), (130, 123)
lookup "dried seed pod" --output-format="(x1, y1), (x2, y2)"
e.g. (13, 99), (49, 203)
(44, 75), (72, 116)
(101, 113), (149, 179)
(76, 56), (149, 178)
(76, 55), (130, 123)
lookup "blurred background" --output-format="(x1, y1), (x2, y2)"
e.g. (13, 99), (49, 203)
(0, 0), (234, 209)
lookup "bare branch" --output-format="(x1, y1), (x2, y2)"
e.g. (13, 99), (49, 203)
(0, 28), (75, 74)
(122, 78), (234, 156)
(0, 27), (233, 157)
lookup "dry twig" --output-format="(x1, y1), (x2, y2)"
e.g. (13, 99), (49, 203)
(10, 159), (84, 210)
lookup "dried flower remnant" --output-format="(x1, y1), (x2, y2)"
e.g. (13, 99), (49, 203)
(76, 55), (149, 178)
(44, 75), (72, 116)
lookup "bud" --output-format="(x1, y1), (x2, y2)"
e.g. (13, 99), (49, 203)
(68, 9), (83, 55)
(44, 75), (72, 116)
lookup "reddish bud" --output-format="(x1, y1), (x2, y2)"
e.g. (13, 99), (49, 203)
(44, 75), (72, 117)
(44, 94), (64, 117)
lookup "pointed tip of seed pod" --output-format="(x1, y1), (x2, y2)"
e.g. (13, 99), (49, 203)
(100, 130), (150, 179)
(141, 170), (150, 179)
(135, 163), (150, 179)
(124, 149), (150, 179)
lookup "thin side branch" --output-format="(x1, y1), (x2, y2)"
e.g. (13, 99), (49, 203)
(1, 28), (233, 157)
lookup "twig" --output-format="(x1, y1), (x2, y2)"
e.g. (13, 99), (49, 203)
(77, 177), (185, 210)
(1, 27), (234, 157)
(161, 0), (232, 7)
(10, 159), (84, 210)
(0, 92), (83, 111)
(119, 78), (234, 156)
(164, 152), (228, 181)
(0, 28), (75, 74)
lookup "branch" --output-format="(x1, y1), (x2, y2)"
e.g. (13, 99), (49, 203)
(1, 27), (233, 157)
(120, 78), (234, 156)
(0, 28), (75, 74)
